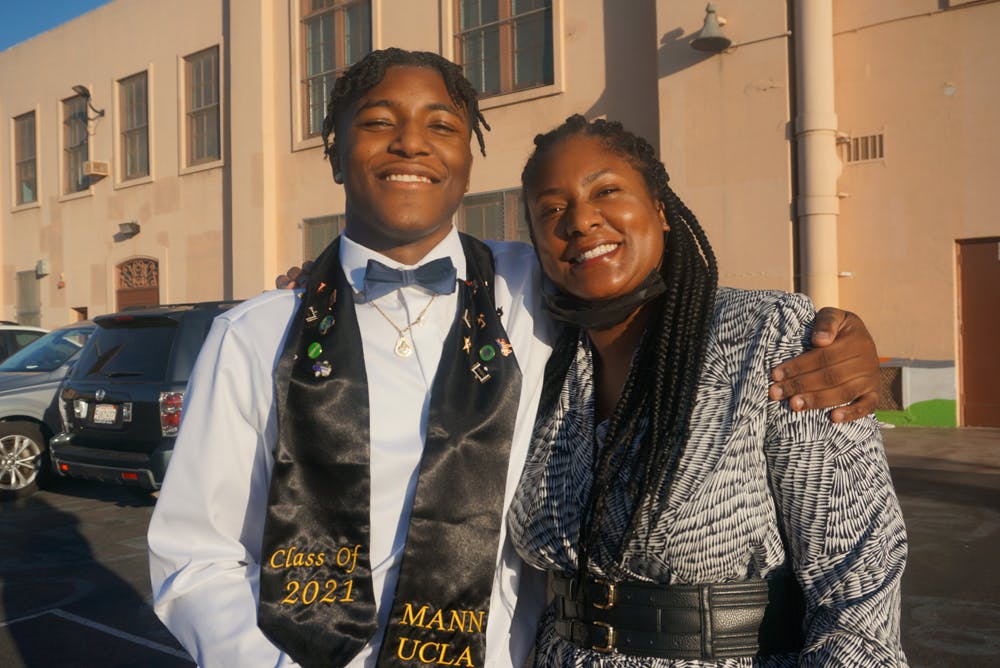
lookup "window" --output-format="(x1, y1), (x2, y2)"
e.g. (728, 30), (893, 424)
(16, 270), (40, 327)
(63, 96), (90, 193)
(301, 0), (372, 138)
(119, 71), (149, 180)
(456, 0), (553, 98)
(14, 112), (37, 205)
(304, 214), (345, 260)
(185, 47), (220, 166)
(458, 189), (529, 242)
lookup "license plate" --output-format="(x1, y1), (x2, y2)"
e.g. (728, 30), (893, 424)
(93, 404), (117, 424)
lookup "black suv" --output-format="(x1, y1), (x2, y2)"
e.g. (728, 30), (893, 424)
(51, 301), (240, 491)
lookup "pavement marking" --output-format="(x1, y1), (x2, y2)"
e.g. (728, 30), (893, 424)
(1, 608), (191, 660)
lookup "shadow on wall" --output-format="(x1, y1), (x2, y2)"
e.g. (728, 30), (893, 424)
(656, 26), (715, 80)
(579, 0), (707, 147)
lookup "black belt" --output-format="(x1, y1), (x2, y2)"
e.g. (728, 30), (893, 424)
(552, 572), (805, 660)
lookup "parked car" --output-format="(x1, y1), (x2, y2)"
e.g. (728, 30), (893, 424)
(51, 301), (241, 491)
(0, 323), (48, 362)
(0, 322), (95, 499)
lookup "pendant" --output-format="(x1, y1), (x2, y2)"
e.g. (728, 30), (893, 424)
(395, 336), (414, 358)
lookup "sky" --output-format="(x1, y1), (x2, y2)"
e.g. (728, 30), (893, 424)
(0, 0), (112, 52)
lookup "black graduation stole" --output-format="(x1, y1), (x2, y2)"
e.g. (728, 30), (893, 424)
(258, 234), (522, 667)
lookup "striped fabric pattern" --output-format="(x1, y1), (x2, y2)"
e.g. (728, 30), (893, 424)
(508, 288), (908, 667)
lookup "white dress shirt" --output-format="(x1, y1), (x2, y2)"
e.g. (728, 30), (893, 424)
(148, 227), (554, 667)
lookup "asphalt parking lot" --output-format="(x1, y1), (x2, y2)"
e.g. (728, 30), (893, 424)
(0, 481), (192, 667)
(0, 426), (997, 667)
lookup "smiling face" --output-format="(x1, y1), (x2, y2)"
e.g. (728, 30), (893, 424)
(335, 65), (473, 263)
(525, 135), (668, 302)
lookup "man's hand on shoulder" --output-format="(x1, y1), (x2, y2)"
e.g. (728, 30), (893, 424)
(275, 261), (314, 290)
(769, 307), (880, 423)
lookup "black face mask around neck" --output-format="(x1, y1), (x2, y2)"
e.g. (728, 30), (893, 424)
(542, 269), (667, 331)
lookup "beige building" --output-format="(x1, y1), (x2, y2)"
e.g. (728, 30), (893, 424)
(1, 0), (997, 425)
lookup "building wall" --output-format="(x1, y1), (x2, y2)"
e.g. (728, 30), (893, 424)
(833, 0), (1000, 361)
(0, 0), (226, 324)
(656, 1), (796, 293)
(1, 0), (997, 424)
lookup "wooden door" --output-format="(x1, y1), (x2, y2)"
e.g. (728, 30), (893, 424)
(957, 238), (1000, 427)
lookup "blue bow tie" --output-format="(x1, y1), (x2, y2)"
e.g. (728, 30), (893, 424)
(363, 257), (458, 302)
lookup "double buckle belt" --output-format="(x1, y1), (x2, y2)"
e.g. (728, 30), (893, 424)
(552, 572), (805, 660)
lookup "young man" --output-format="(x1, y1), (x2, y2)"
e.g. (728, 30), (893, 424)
(148, 48), (881, 668)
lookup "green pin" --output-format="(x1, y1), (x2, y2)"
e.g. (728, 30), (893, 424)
(479, 345), (496, 362)
(307, 342), (323, 359)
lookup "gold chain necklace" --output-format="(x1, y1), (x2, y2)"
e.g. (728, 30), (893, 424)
(368, 293), (439, 358)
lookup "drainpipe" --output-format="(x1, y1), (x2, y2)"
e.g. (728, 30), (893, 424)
(794, 0), (839, 306)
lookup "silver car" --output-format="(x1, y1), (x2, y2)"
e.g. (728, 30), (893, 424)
(0, 322), (94, 499)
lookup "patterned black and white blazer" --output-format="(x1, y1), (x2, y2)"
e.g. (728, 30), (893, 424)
(508, 288), (908, 667)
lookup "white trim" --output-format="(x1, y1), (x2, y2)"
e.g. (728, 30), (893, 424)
(9, 105), (42, 210)
(290, 0), (377, 153)
(58, 91), (95, 197)
(57, 188), (94, 203)
(177, 41), (225, 173)
(112, 64), (155, 188)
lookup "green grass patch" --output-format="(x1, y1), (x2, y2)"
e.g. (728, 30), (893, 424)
(875, 399), (957, 427)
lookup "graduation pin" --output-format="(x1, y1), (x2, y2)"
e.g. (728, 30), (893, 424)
(496, 338), (513, 357)
(471, 363), (492, 384)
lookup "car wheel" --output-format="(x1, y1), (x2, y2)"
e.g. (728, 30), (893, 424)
(0, 422), (48, 500)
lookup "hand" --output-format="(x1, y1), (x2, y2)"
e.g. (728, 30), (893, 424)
(275, 261), (314, 290)
(768, 307), (880, 423)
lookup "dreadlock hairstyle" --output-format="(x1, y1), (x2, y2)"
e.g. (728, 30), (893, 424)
(320, 47), (491, 179)
(521, 114), (720, 578)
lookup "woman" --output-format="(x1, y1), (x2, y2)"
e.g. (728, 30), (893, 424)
(508, 115), (907, 665)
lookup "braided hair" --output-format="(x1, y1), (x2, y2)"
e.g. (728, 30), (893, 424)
(321, 47), (491, 180)
(522, 115), (719, 576)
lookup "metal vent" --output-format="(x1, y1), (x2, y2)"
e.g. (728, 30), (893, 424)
(842, 133), (885, 164)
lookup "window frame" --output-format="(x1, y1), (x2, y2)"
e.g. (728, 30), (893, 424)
(118, 70), (151, 183)
(13, 111), (39, 207)
(182, 46), (222, 171)
(303, 214), (346, 260)
(457, 188), (529, 242)
(61, 95), (91, 196)
(453, 0), (557, 102)
(298, 0), (373, 142)
(292, 0), (374, 151)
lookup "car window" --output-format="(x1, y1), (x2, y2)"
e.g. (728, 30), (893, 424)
(71, 325), (177, 381)
(0, 326), (93, 372)
(14, 331), (44, 347)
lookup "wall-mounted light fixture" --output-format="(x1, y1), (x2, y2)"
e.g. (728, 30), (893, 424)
(71, 84), (106, 119)
(691, 3), (731, 53)
(118, 221), (141, 238)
